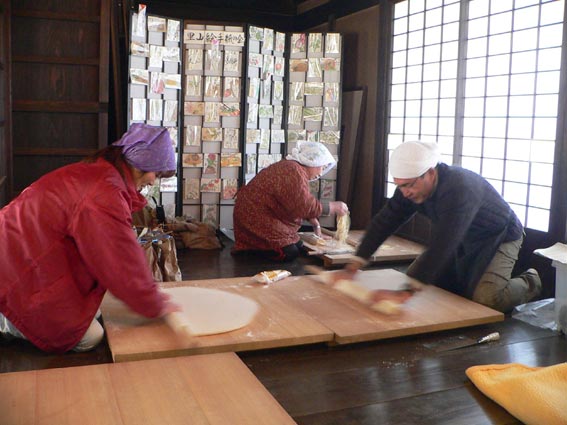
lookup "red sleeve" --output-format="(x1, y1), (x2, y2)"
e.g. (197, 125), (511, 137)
(69, 187), (165, 319)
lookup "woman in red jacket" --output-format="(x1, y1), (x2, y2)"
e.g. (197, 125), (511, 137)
(0, 124), (180, 353)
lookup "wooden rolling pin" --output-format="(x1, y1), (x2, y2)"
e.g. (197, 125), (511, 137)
(303, 265), (414, 315)
(164, 312), (195, 344)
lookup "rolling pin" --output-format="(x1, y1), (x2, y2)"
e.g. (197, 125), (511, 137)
(164, 312), (194, 343)
(303, 265), (413, 315)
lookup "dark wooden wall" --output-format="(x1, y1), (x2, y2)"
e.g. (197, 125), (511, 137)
(0, 0), (10, 207)
(8, 0), (109, 197)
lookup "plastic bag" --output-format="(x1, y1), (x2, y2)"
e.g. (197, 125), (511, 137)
(253, 270), (291, 284)
(512, 298), (558, 331)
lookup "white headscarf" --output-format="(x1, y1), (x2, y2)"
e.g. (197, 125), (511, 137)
(286, 141), (337, 179)
(389, 140), (440, 179)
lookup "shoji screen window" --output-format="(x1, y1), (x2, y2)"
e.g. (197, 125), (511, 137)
(388, 0), (461, 197)
(463, 0), (563, 231)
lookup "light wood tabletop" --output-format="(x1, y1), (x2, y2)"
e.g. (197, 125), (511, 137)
(270, 269), (504, 344)
(102, 270), (502, 361)
(302, 231), (425, 267)
(101, 277), (334, 362)
(0, 352), (296, 425)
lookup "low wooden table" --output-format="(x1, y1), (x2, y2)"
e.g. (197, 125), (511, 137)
(101, 277), (334, 362)
(272, 269), (504, 344)
(0, 352), (296, 425)
(102, 270), (503, 361)
(301, 230), (425, 267)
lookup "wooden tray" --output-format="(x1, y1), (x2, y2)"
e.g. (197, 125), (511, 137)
(301, 230), (425, 267)
(0, 352), (296, 425)
(101, 278), (334, 362)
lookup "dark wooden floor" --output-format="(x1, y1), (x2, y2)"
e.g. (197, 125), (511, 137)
(1, 236), (565, 425)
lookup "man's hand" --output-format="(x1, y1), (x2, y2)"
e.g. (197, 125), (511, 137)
(369, 288), (416, 304)
(327, 268), (357, 285)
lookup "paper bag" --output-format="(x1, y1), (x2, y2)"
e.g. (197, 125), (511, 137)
(154, 236), (182, 282)
(141, 240), (163, 282)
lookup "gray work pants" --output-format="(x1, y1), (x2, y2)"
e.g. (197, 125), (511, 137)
(472, 237), (532, 312)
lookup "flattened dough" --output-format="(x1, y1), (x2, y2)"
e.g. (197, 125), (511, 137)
(164, 287), (259, 336)
(334, 279), (402, 315)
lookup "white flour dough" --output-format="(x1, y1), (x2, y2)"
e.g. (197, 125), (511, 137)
(163, 287), (259, 336)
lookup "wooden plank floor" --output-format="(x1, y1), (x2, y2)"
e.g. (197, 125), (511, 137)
(1, 235), (565, 425)
(240, 319), (566, 425)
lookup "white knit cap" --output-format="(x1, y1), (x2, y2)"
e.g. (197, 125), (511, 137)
(389, 141), (440, 179)
(286, 141), (337, 177)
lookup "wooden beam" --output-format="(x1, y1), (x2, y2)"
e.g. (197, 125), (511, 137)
(13, 100), (104, 113)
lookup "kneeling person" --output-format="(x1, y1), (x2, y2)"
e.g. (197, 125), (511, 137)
(233, 141), (349, 262)
(346, 140), (541, 313)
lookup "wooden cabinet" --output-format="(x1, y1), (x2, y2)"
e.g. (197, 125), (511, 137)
(9, 0), (109, 197)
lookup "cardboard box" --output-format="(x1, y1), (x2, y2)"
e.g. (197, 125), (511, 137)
(534, 243), (567, 333)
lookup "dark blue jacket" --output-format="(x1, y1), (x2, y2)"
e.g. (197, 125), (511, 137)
(357, 163), (523, 297)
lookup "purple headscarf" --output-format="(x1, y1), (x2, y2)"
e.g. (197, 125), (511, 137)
(113, 123), (176, 172)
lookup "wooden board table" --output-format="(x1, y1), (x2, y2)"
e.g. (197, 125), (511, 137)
(101, 277), (334, 362)
(102, 270), (502, 361)
(301, 230), (425, 267)
(0, 352), (296, 425)
(271, 269), (504, 344)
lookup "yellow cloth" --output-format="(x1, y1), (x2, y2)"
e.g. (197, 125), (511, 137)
(466, 362), (567, 425)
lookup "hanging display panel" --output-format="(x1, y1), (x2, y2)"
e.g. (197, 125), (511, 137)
(127, 9), (343, 231)
(181, 24), (245, 228)
(129, 8), (182, 218)
(287, 32), (343, 228)
(244, 26), (286, 185)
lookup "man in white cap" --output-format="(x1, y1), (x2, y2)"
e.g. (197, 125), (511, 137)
(346, 140), (541, 313)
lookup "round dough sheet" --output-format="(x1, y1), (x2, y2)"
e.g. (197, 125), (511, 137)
(164, 287), (259, 336)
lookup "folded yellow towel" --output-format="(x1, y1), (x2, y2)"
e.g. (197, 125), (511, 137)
(466, 362), (567, 425)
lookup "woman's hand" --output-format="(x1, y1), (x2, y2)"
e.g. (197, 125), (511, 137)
(329, 201), (349, 216)
(309, 218), (322, 237)
(158, 292), (182, 317)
